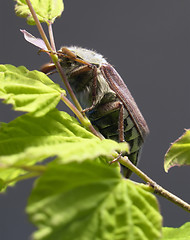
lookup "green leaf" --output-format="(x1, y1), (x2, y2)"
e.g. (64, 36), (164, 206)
(15, 0), (64, 25)
(27, 161), (162, 240)
(0, 64), (65, 117)
(162, 222), (190, 240)
(164, 129), (190, 172)
(0, 109), (128, 189)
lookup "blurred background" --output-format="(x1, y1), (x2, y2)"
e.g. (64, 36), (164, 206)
(0, 0), (190, 239)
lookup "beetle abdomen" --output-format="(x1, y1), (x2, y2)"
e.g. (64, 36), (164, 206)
(88, 103), (143, 178)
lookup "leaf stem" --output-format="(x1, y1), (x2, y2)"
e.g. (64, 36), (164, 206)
(48, 23), (56, 52)
(119, 156), (190, 212)
(25, 0), (52, 52)
(25, 0), (87, 119)
(5, 172), (41, 185)
(19, 165), (46, 173)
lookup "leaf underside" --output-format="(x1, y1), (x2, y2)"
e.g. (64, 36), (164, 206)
(15, 0), (64, 24)
(0, 64), (65, 117)
(162, 222), (190, 240)
(27, 162), (162, 240)
(0, 109), (128, 189)
(164, 129), (190, 172)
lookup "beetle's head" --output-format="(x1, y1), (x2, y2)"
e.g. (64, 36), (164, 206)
(41, 46), (107, 75)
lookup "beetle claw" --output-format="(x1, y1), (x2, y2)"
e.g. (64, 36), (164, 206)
(109, 153), (123, 164)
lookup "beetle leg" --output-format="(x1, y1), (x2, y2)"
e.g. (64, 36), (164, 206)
(118, 102), (125, 142)
(98, 101), (125, 163)
(70, 65), (92, 77)
(110, 152), (123, 163)
(41, 62), (57, 74)
(59, 47), (91, 66)
(109, 102), (124, 163)
(46, 70), (58, 76)
(70, 64), (98, 113)
(81, 66), (98, 113)
(59, 47), (77, 60)
(94, 100), (125, 142)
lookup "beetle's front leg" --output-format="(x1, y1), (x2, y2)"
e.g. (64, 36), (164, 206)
(70, 65), (98, 114)
(81, 66), (98, 113)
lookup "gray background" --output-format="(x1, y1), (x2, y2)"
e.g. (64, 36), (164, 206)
(0, 1), (190, 239)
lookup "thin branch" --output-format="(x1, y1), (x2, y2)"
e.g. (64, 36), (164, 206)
(119, 156), (190, 212)
(54, 61), (83, 112)
(25, 1), (92, 128)
(48, 23), (56, 52)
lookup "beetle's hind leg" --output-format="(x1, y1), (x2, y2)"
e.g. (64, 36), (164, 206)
(118, 102), (125, 143)
(108, 101), (126, 163)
